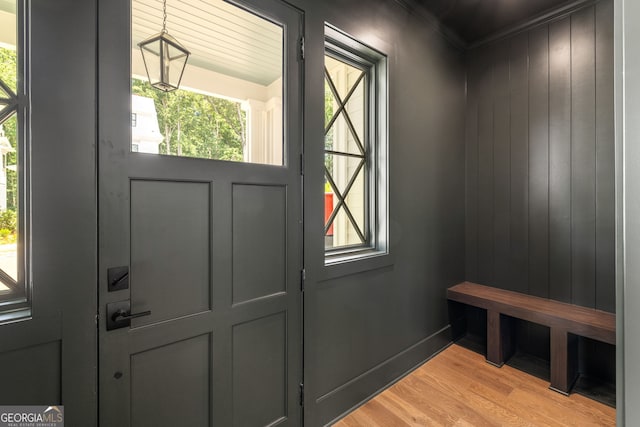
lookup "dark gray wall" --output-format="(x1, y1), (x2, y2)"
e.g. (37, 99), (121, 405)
(295, 0), (467, 425)
(465, 0), (615, 313)
(0, 0), (97, 424)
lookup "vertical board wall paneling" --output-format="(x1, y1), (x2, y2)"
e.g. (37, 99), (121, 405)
(571, 7), (596, 307)
(493, 39), (513, 291)
(477, 45), (496, 285)
(528, 25), (549, 299)
(465, 1), (615, 313)
(465, 50), (480, 283)
(594, 0), (615, 312)
(509, 32), (530, 294)
(548, 16), (573, 304)
(570, 5), (597, 308)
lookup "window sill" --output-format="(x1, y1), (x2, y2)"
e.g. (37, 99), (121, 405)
(0, 307), (31, 325)
(320, 249), (394, 281)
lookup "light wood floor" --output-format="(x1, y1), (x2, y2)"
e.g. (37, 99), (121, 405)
(333, 344), (615, 426)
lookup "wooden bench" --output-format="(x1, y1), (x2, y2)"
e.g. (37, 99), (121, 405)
(447, 281), (616, 395)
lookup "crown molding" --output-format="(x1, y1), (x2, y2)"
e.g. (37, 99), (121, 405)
(392, 0), (603, 51)
(468, 0), (601, 49)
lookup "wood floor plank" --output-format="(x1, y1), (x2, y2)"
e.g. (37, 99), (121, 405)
(357, 399), (414, 426)
(426, 351), (515, 396)
(375, 392), (443, 426)
(400, 374), (498, 426)
(413, 359), (549, 426)
(387, 376), (466, 425)
(412, 369), (532, 426)
(333, 344), (615, 427)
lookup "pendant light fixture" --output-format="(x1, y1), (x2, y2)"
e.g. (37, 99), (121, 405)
(138, 0), (190, 92)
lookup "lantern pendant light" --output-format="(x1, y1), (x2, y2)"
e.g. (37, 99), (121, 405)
(138, 0), (190, 92)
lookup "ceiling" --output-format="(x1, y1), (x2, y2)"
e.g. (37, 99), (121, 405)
(415, 0), (583, 45)
(0, 0), (14, 14)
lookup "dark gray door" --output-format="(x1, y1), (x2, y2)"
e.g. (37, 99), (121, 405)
(98, 1), (303, 425)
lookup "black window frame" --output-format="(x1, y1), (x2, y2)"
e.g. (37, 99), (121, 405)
(323, 24), (388, 265)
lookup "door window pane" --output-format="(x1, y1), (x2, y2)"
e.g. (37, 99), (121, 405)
(324, 52), (368, 250)
(131, 0), (284, 165)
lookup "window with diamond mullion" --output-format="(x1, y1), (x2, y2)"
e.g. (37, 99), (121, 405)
(0, 71), (20, 294)
(324, 51), (370, 250)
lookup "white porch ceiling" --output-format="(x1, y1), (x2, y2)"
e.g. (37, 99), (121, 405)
(132, 0), (283, 86)
(0, 1), (14, 14)
(0, 1), (15, 50)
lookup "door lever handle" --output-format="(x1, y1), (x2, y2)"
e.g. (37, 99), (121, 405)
(111, 309), (151, 322)
(106, 300), (151, 330)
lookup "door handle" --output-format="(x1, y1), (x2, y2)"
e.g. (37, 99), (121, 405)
(106, 300), (151, 330)
(111, 309), (151, 322)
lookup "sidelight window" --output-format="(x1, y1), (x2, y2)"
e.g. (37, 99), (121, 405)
(324, 25), (388, 261)
(0, 0), (28, 315)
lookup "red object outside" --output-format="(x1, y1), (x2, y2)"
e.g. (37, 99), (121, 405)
(324, 193), (334, 236)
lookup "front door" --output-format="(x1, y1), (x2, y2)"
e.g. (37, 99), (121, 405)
(98, 0), (303, 425)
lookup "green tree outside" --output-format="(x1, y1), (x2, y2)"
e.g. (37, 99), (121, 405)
(131, 78), (246, 161)
(0, 47), (18, 241)
(0, 46), (16, 93)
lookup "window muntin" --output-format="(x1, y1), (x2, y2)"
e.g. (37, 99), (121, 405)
(0, 0), (28, 311)
(324, 51), (370, 250)
(324, 27), (386, 260)
(131, 0), (284, 165)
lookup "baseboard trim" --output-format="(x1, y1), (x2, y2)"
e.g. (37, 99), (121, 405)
(316, 325), (452, 427)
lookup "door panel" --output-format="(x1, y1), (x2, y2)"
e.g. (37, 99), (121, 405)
(130, 180), (212, 326)
(131, 334), (211, 425)
(98, 0), (303, 425)
(233, 312), (287, 426)
(232, 184), (287, 304)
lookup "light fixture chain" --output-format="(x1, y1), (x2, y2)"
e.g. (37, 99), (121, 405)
(162, 0), (167, 32)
